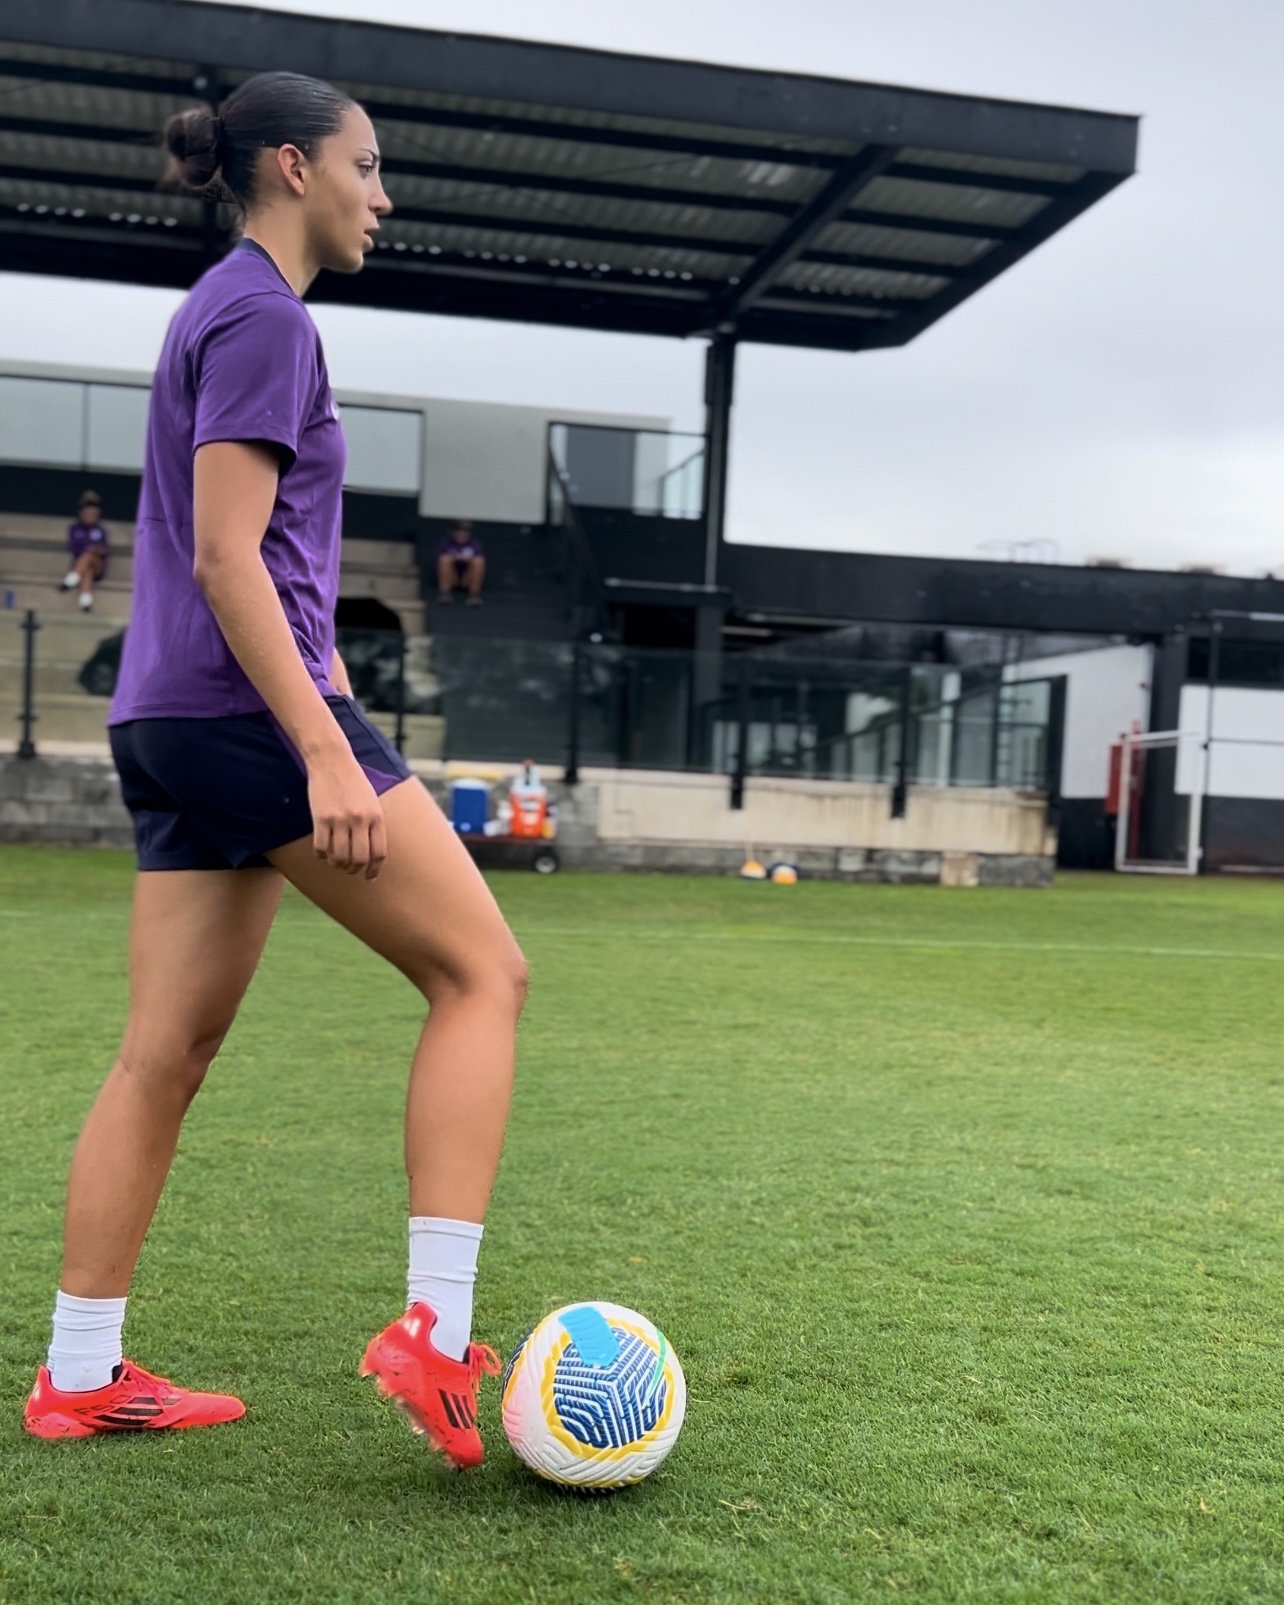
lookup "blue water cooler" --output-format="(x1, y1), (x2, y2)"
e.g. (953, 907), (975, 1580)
(450, 778), (490, 836)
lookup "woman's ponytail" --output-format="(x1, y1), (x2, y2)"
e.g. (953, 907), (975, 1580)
(160, 73), (352, 211)
(162, 105), (224, 194)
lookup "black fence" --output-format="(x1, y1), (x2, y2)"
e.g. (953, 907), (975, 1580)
(2, 608), (1064, 819)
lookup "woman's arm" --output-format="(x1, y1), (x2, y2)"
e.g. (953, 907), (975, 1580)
(192, 440), (386, 877)
(330, 648), (353, 697)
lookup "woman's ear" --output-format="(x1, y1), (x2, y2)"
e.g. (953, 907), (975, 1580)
(270, 142), (309, 198)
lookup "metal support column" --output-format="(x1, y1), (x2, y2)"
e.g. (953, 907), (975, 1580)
(701, 331), (736, 592)
(1044, 675), (1067, 833)
(890, 665), (913, 819)
(1197, 620), (1222, 873)
(17, 608), (39, 760)
(393, 633), (407, 757)
(696, 332), (735, 769)
(730, 653), (750, 810)
(565, 641), (582, 786)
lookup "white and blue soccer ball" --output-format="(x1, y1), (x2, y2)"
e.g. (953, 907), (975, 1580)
(501, 1302), (686, 1489)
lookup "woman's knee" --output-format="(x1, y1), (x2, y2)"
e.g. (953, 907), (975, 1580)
(419, 935), (529, 1018)
(120, 1018), (233, 1105)
(509, 944), (531, 1015)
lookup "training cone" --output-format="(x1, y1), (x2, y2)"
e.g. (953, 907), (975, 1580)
(769, 863), (799, 885)
(739, 858), (768, 881)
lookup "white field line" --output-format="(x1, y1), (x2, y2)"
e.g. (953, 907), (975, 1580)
(519, 926), (1284, 963)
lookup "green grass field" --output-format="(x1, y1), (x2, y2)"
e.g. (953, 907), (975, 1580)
(3, 848), (1284, 1604)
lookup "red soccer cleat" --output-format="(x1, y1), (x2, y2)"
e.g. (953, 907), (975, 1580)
(360, 1302), (500, 1469)
(24, 1361), (245, 1439)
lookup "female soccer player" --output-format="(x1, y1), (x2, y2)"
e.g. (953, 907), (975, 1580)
(23, 73), (526, 1469)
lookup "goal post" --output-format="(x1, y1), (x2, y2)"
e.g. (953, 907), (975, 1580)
(1114, 729), (1205, 875)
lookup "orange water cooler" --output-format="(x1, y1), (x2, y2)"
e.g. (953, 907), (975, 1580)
(509, 761), (552, 840)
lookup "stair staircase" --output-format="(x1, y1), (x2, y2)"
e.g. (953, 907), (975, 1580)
(0, 514), (444, 755)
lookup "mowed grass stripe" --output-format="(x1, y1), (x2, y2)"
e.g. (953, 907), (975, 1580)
(522, 923), (1284, 963)
(2, 848), (1284, 1604)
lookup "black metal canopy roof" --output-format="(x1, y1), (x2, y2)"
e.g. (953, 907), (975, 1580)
(0, 0), (1138, 351)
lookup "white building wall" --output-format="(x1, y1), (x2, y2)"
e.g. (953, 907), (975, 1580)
(0, 359), (668, 518)
(0, 374), (86, 465)
(86, 384), (151, 471)
(1177, 685), (1284, 800)
(1008, 643), (1152, 799)
(339, 403), (422, 494)
(418, 398), (667, 524)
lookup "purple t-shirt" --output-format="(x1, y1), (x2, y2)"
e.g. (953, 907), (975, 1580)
(438, 533), (483, 562)
(110, 241), (345, 723)
(67, 521), (109, 560)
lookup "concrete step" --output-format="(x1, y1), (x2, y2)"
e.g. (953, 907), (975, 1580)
(0, 593), (130, 629)
(0, 514), (136, 552)
(366, 711), (444, 762)
(4, 691), (112, 744)
(3, 547), (407, 582)
(427, 590), (569, 642)
(0, 523), (413, 566)
(384, 601), (426, 637)
(0, 614), (124, 658)
(0, 579), (419, 626)
(0, 692), (445, 756)
(3, 593), (430, 642)
(341, 537), (418, 570)
(1, 548), (137, 587)
(0, 583), (131, 621)
(337, 570), (421, 602)
(0, 660), (90, 698)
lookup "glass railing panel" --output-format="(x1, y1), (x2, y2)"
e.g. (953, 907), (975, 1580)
(30, 612), (122, 744)
(576, 644), (697, 771)
(1, 615), (1058, 793)
(549, 423), (705, 519)
(0, 607), (26, 749)
(434, 637), (573, 765)
(335, 625), (445, 762)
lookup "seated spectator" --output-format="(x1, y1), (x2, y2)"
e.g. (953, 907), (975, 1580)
(436, 520), (485, 606)
(62, 490), (110, 612)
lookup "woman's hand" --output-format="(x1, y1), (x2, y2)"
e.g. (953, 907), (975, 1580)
(307, 749), (387, 879)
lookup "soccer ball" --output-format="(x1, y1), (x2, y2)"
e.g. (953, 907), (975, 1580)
(501, 1302), (686, 1489)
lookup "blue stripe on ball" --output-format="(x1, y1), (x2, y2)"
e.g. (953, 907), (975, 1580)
(559, 1305), (621, 1369)
(552, 1327), (668, 1449)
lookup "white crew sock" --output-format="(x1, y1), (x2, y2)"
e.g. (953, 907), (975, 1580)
(48, 1291), (127, 1393)
(408, 1216), (483, 1362)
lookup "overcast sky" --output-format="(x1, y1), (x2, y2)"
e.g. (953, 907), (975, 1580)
(1, 0), (1279, 572)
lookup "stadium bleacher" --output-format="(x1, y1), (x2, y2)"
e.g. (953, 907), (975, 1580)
(0, 512), (448, 754)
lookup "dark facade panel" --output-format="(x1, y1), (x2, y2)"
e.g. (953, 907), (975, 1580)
(1202, 798), (1284, 872)
(721, 546), (1284, 639)
(3, 1), (1140, 170)
(0, 0), (1137, 352)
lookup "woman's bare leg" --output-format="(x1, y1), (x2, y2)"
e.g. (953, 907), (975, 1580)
(268, 779), (526, 1222)
(60, 868), (283, 1298)
(74, 550), (104, 598)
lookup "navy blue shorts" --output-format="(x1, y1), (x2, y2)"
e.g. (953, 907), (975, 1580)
(109, 696), (412, 871)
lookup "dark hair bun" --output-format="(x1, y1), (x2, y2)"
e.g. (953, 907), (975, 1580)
(158, 73), (352, 211)
(163, 106), (222, 193)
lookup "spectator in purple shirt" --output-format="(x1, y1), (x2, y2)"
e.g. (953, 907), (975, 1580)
(62, 490), (110, 612)
(436, 520), (485, 606)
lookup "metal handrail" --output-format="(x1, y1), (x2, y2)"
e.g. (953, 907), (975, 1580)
(547, 446), (610, 639)
(653, 445), (705, 515)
